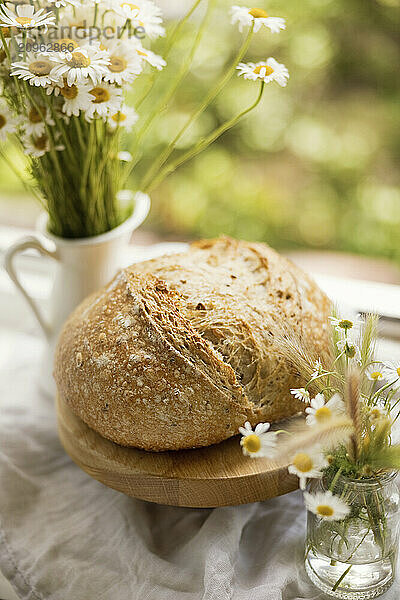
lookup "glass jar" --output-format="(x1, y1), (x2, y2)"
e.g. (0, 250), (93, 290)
(305, 472), (400, 599)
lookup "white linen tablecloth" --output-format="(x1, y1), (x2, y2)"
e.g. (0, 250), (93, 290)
(1, 330), (399, 600)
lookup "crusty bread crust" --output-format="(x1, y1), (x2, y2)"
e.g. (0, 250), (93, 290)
(54, 237), (331, 451)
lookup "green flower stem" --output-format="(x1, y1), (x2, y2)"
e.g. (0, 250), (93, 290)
(22, 82), (64, 183)
(305, 371), (342, 390)
(73, 115), (85, 148)
(140, 26), (254, 192)
(367, 380), (377, 406)
(331, 564), (352, 592)
(368, 489), (386, 553)
(134, 0), (204, 111)
(333, 350), (346, 364)
(163, 0), (204, 59)
(127, 0), (215, 181)
(144, 76), (263, 193)
(370, 380), (398, 404)
(329, 467), (343, 493)
(118, 18), (130, 39)
(0, 28), (11, 62)
(0, 29), (24, 108)
(346, 524), (370, 562)
(38, 88), (79, 169)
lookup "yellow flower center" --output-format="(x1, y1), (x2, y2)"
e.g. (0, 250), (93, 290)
(397, 367), (400, 377)
(29, 106), (45, 123)
(253, 64), (274, 76)
(0, 114), (6, 129)
(315, 406), (332, 422)
(109, 56), (127, 73)
(16, 17), (34, 27)
(242, 434), (261, 453)
(89, 87), (110, 104)
(292, 453), (313, 473)
(1, 27), (11, 38)
(112, 111), (127, 123)
(249, 8), (268, 18)
(29, 60), (52, 76)
(68, 51), (90, 69)
(370, 371), (382, 380)
(339, 319), (353, 330)
(61, 84), (78, 100)
(317, 505), (334, 517)
(33, 135), (48, 151)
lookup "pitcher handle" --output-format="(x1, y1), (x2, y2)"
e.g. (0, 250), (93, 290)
(4, 235), (58, 340)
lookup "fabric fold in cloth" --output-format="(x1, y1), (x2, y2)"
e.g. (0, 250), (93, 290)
(0, 331), (399, 599)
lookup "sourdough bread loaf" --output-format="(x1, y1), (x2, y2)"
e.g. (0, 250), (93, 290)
(54, 237), (331, 451)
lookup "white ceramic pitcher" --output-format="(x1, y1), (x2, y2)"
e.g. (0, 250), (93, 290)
(5, 193), (150, 396)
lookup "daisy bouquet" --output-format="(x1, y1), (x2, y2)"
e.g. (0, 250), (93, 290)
(239, 313), (400, 594)
(0, 1), (289, 238)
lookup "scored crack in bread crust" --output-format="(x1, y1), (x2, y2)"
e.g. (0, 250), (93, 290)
(54, 237), (331, 451)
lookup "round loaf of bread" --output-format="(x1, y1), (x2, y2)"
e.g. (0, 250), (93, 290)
(54, 237), (331, 451)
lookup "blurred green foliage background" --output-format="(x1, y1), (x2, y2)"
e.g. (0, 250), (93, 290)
(1, 0), (399, 261)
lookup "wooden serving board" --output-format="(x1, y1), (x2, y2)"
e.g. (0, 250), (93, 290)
(57, 395), (298, 508)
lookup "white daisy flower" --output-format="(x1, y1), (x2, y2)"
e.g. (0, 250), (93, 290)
(0, 99), (19, 140)
(329, 314), (363, 333)
(138, 47), (166, 70)
(23, 133), (64, 157)
(107, 105), (138, 131)
(288, 449), (328, 490)
(305, 393), (345, 426)
(86, 82), (123, 120)
(304, 490), (350, 521)
(49, 43), (110, 87)
(24, 104), (55, 136)
(0, 4), (55, 29)
(129, 39), (166, 70)
(231, 6), (286, 34)
(11, 52), (54, 87)
(236, 58), (289, 87)
(114, 1), (165, 39)
(311, 358), (323, 379)
(383, 362), (400, 385)
(103, 40), (142, 84)
(290, 388), (310, 403)
(366, 365), (384, 382)
(59, 83), (93, 117)
(239, 421), (277, 458)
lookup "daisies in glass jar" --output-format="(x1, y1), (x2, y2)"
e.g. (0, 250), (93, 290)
(238, 313), (400, 599)
(0, 1), (289, 238)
